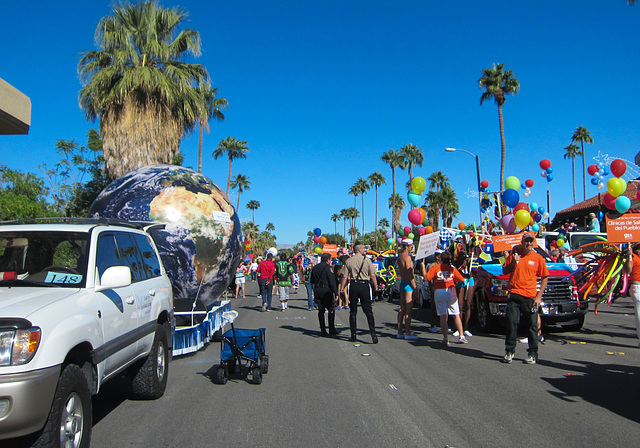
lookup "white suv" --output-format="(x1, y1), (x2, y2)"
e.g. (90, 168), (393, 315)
(0, 219), (174, 447)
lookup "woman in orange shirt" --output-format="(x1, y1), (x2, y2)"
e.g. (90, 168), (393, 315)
(425, 252), (467, 346)
(623, 243), (640, 347)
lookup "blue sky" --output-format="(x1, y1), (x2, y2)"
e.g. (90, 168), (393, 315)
(2, 1), (639, 245)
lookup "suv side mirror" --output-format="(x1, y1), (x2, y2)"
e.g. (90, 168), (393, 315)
(96, 266), (132, 291)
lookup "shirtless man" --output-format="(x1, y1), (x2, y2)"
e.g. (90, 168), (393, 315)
(397, 238), (418, 340)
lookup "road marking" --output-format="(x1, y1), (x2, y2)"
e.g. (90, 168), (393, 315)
(389, 384), (397, 390)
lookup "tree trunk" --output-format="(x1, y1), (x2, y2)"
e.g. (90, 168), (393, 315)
(374, 187), (378, 250)
(361, 194), (365, 244)
(498, 103), (506, 190)
(226, 159), (233, 196)
(391, 168), (396, 237)
(581, 142), (586, 201)
(198, 122), (203, 173)
(572, 159), (576, 205)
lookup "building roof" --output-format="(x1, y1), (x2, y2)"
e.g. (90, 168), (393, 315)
(0, 77), (31, 135)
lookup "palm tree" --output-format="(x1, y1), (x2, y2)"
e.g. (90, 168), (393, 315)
(78, 1), (210, 180)
(368, 171), (386, 249)
(212, 136), (249, 195)
(428, 171), (450, 194)
(241, 221), (260, 243)
(439, 186), (459, 228)
(571, 126), (594, 201)
(348, 183), (359, 228)
(388, 193), (405, 235)
(340, 208), (349, 240)
(381, 149), (407, 232)
(265, 222), (275, 233)
(229, 174), (250, 211)
(479, 63), (520, 189)
(197, 85), (227, 173)
(378, 218), (390, 231)
(246, 199), (260, 224)
(424, 190), (442, 229)
(400, 143), (424, 183)
(354, 178), (370, 240)
(563, 143), (582, 205)
(331, 213), (341, 234)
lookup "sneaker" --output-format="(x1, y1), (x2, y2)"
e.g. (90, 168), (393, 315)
(538, 335), (545, 343)
(396, 334), (405, 339)
(371, 333), (379, 344)
(452, 330), (460, 337)
(501, 352), (514, 364)
(265, 308), (272, 312)
(464, 330), (473, 337)
(404, 334), (419, 340)
(458, 336), (468, 344)
(262, 304), (266, 312)
(429, 327), (439, 333)
(523, 355), (537, 364)
(349, 335), (357, 342)
(442, 338), (450, 347)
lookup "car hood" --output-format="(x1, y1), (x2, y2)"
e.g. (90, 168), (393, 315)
(0, 287), (80, 318)
(479, 262), (573, 278)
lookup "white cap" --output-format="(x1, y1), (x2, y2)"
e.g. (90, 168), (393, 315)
(401, 238), (414, 245)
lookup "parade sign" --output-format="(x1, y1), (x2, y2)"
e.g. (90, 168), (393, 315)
(492, 232), (537, 252)
(322, 244), (338, 258)
(415, 231), (440, 260)
(606, 214), (640, 243)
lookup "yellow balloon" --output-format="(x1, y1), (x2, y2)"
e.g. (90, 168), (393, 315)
(607, 177), (625, 197)
(557, 238), (565, 247)
(514, 209), (531, 229)
(411, 176), (426, 194)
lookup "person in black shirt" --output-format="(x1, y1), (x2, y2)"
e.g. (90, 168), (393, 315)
(311, 253), (338, 337)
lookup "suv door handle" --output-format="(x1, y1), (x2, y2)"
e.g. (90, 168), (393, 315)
(149, 289), (156, 296)
(125, 296), (135, 305)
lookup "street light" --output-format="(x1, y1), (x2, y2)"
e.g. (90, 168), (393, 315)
(445, 147), (483, 227)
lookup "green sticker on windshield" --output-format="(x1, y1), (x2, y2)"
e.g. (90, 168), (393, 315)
(44, 272), (82, 284)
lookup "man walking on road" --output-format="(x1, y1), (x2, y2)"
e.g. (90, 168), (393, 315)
(275, 254), (295, 311)
(311, 252), (338, 337)
(397, 238), (418, 340)
(341, 243), (379, 343)
(257, 253), (276, 312)
(501, 233), (549, 364)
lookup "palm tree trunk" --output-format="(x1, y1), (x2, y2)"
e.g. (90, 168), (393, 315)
(581, 142), (586, 201)
(236, 192), (240, 211)
(226, 158), (233, 196)
(391, 168), (396, 236)
(198, 122), (204, 173)
(361, 194), (365, 243)
(572, 159), (576, 205)
(374, 186), (379, 250)
(498, 103), (506, 190)
(252, 210), (255, 224)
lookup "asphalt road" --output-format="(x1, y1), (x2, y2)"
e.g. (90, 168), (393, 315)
(89, 281), (640, 448)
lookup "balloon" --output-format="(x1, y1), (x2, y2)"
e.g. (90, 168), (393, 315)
(598, 182), (605, 190)
(313, 236), (320, 243)
(418, 227), (426, 235)
(525, 179), (534, 188)
(546, 174), (554, 182)
(540, 159), (552, 170)
(590, 177), (598, 185)
(514, 210), (531, 229)
(557, 238), (565, 247)
(480, 180), (489, 189)
(425, 226), (433, 234)
(387, 238), (394, 245)
(407, 233), (415, 239)
(534, 213), (542, 223)
(602, 192), (617, 210)
(504, 176), (521, 191)
(500, 214), (516, 234)
(607, 177), (625, 197)
(598, 211), (604, 220)
(404, 226), (411, 235)
(615, 196), (631, 214)
(538, 206), (545, 214)
(529, 202), (538, 212)
(587, 164), (599, 176)
(502, 189), (520, 208)
(314, 246), (322, 254)
(418, 208), (427, 224)
(532, 223), (540, 232)
(408, 209), (422, 226)
(411, 177), (426, 194)
(541, 171), (548, 178)
(385, 232), (391, 239)
(542, 212), (550, 219)
(602, 167), (610, 176)
(546, 167), (554, 174)
(314, 228), (322, 236)
(458, 222), (466, 230)
(398, 228), (405, 236)
(610, 159), (627, 178)
(320, 236), (327, 244)
(514, 202), (529, 212)
(407, 191), (422, 207)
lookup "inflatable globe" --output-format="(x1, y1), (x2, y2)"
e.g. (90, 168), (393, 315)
(89, 164), (242, 309)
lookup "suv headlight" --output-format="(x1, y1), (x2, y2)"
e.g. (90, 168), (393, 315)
(0, 327), (41, 366)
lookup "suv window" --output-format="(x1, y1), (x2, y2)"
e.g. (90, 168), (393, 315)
(133, 234), (161, 279)
(114, 233), (144, 283)
(96, 234), (122, 279)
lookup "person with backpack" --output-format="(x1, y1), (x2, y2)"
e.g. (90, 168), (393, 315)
(275, 253), (295, 311)
(311, 252), (338, 336)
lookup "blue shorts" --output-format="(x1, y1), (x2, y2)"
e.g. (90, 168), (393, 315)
(400, 280), (414, 292)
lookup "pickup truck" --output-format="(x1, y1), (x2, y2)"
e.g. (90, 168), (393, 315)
(0, 219), (174, 447)
(473, 247), (587, 332)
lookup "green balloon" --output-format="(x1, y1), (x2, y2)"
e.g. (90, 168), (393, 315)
(398, 228), (405, 236)
(504, 175), (521, 191)
(407, 233), (414, 239)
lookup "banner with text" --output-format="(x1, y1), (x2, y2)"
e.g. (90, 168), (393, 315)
(416, 232), (441, 260)
(606, 214), (640, 243)
(492, 232), (537, 252)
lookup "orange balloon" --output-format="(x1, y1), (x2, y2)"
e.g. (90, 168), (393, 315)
(529, 217), (535, 226)
(320, 236), (327, 244)
(425, 226), (433, 234)
(418, 208), (427, 224)
(458, 222), (466, 230)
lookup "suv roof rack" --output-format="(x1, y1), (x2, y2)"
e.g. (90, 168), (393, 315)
(0, 217), (148, 229)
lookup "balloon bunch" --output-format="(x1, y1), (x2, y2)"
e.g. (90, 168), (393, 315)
(600, 159), (632, 214)
(587, 162), (609, 190)
(312, 227), (326, 254)
(244, 236), (252, 255)
(500, 175), (550, 233)
(539, 159), (555, 183)
(480, 180), (490, 191)
(407, 176), (427, 227)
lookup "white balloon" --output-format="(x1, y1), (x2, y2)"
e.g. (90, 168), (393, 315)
(543, 212), (550, 219)
(541, 171), (548, 178)
(524, 191), (530, 198)
(598, 182), (605, 190)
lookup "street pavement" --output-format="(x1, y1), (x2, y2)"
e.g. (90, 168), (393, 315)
(89, 280), (640, 448)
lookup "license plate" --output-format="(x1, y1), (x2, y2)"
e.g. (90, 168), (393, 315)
(542, 305), (557, 315)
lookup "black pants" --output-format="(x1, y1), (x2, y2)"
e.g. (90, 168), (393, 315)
(314, 287), (336, 334)
(505, 293), (539, 356)
(348, 282), (376, 335)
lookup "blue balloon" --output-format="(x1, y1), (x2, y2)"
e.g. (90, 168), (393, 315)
(521, 183), (527, 190)
(602, 168), (610, 176)
(598, 211), (604, 220)
(502, 188), (519, 208)
(546, 167), (554, 174)
(314, 228), (322, 236)
(591, 178), (598, 185)
(407, 191), (422, 207)
(535, 213), (542, 223)
(530, 202), (538, 212)
(546, 173), (554, 182)
(538, 206), (545, 214)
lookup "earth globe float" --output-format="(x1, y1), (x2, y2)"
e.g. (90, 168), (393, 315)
(88, 164), (242, 309)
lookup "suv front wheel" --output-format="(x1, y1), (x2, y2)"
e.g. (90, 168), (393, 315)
(130, 325), (169, 400)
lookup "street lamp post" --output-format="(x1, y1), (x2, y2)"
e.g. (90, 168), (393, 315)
(445, 147), (483, 228)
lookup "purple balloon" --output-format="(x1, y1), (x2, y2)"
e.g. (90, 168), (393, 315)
(500, 214), (517, 234)
(385, 232), (391, 239)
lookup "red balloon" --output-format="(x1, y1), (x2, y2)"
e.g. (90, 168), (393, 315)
(525, 179), (534, 188)
(587, 164), (599, 176)
(610, 159), (627, 178)
(514, 202), (529, 212)
(403, 226), (411, 235)
(603, 192), (617, 210)
(480, 180), (489, 189)
(539, 159), (552, 170)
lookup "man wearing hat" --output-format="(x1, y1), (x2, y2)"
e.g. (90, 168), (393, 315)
(501, 232), (549, 364)
(397, 238), (419, 339)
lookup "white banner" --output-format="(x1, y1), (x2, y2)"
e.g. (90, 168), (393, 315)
(415, 231), (440, 260)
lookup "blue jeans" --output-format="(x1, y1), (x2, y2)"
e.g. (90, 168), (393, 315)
(259, 278), (272, 309)
(305, 283), (316, 309)
(505, 293), (539, 357)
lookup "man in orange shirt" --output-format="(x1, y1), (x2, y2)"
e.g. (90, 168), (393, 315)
(623, 242), (640, 347)
(501, 233), (549, 364)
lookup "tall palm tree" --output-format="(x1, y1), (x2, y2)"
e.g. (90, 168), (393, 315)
(354, 178), (370, 240)
(428, 171), (450, 194)
(378, 218), (390, 231)
(424, 190), (442, 229)
(479, 63), (520, 189)
(229, 174), (250, 211)
(368, 171), (386, 249)
(571, 126), (594, 201)
(563, 143), (582, 205)
(213, 136), (249, 195)
(241, 221), (260, 243)
(388, 193), (405, 235)
(246, 199), (260, 224)
(348, 183), (359, 227)
(340, 208), (349, 240)
(331, 213), (341, 234)
(78, 1), (210, 180)
(265, 222), (275, 233)
(439, 186), (459, 228)
(400, 143), (424, 183)
(381, 149), (407, 232)
(197, 85), (227, 173)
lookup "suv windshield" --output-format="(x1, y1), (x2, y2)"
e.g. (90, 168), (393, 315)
(0, 231), (89, 288)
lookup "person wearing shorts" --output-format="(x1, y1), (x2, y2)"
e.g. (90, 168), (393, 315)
(397, 238), (418, 340)
(234, 261), (247, 298)
(425, 252), (467, 346)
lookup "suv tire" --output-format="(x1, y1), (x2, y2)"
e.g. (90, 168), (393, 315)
(32, 364), (92, 448)
(131, 325), (168, 400)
